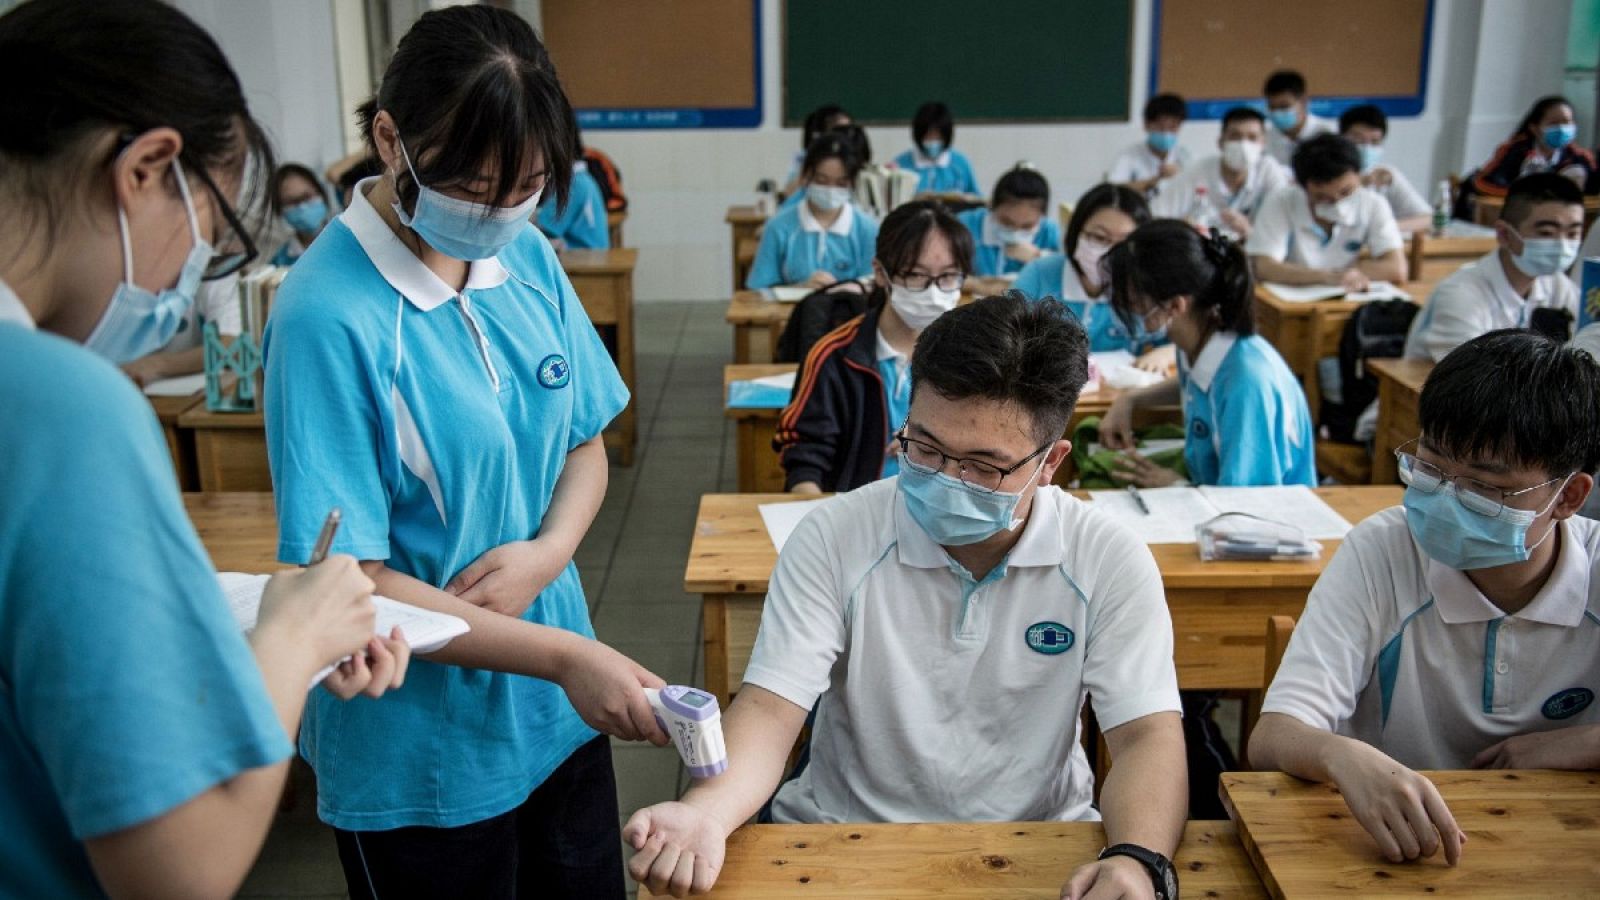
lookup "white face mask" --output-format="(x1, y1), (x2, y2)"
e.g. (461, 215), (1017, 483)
(806, 184), (852, 211)
(1511, 237), (1582, 277)
(1073, 238), (1112, 289)
(888, 281), (960, 330)
(1313, 194), (1361, 227)
(1220, 139), (1262, 172)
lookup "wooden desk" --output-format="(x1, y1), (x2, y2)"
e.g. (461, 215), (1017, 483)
(727, 291), (795, 364)
(727, 205), (769, 292)
(149, 391), (202, 491)
(1368, 357), (1433, 484)
(1477, 193), (1600, 230)
(638, 820), (1265, 899)
(606, 209), (625, 247)
(562, 248), (638, 466)
(1222, 770), (1600, 898)
(725, 363), (795, 493)
(183, 491), (281, 572)
(1408, 231), (1496, 282)
(178, 403), (271, 492)
(684, 486), (1402, 707)
(1254, 281), (1435, 387)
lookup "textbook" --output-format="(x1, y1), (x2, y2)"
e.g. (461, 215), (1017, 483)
(854, 165), (921, 220)
(1086, 485), (1352, 545)
(727, 370), (796, 408)
(218, 572), (470, 687)
(1263, 282), (1410, 303)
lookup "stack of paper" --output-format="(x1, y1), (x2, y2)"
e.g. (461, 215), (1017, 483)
(1086, 485), (1352, 545)
(143, 373), (208, 397)
(727, 371), (797, 409)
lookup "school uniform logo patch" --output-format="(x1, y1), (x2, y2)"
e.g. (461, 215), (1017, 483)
(1542, 687), (1593, 720)
(536, 354), (571, 389)
(1343, 240), (1363, 254)
(1026, 621), (1075, 655)
(1191, 420), (1210, 440)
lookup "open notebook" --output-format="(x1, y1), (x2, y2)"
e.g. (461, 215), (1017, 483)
(218, 572), (470, 687)
(1086, 485), (1353, 545)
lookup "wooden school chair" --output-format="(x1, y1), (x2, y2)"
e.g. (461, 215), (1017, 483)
(1306, 305), (1373, 484)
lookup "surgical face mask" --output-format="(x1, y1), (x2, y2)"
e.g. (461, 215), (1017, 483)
(898, 453), (1045, 546)
(921, 139), (946, 158)
(1510, 236), (1582, 277)
(86, 157), (212, 363)
(1543, 123), (1577, 151)
(806, 183), (852, 211)
(1357, 143), (1384, 173)
(1073, 237), (1112, 288)
(392, 137), (540, 261)
(1268, 107), (1300, 133)
(995, 224), (1038, 247)
(888, 280), (960, 330)
(1220, 139), (1262, 172)
(1147, 130), (1179, 154)
(283, 197), (328, 235)
(1313, 194), (1360, 227)
(1404, 479), (1567, 570)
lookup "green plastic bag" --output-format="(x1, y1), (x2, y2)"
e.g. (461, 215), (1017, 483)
(1071, 416), (1188, 488)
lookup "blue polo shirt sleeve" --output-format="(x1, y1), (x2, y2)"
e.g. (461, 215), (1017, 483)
(746, 215), (788, 290)
(952, 150), (980, 195)
(1036, 219), (1062, 254)
(1012, 255), (1061, 302)
(555, 173), (611, 250)
(264, 269), (396, 564)
(1211, 361), (1312, 487)
(553, 261), (630, 448)
(0, 331), (290, 846)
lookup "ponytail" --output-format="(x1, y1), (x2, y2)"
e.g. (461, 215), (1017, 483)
(1198, 230), (1255, 335)
(1108, 219), (1256, 336)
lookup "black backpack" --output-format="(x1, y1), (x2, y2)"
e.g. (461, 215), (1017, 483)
(775, 283), (871, 364)
(1322, 299), (1419, 443)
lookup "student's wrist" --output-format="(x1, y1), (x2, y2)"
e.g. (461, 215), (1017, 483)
(681, 785), (751, 838)
(249, 618), (326, 688)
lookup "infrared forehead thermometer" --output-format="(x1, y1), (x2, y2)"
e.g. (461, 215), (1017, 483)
(644, 686), (728, 779)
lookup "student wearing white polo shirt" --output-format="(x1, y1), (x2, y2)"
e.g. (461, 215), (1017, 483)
(1153, 107), (1289, 241)
(1109, 93), (1192, 200)
(1404, 173), (1584, 362)
(1250, 331), (1600, 867)
(1247, 134), (1408, 292)
(1338, 104), (1432, 234)
(624, 294), (1186, 900)
(1263, 70), (1336, 168)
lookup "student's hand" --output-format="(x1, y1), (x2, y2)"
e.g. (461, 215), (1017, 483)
(791, 481), (823, 495)
(1339, 268), (1372, 293)
(1060, 853), (1156, 900)
(1111, 451), (1182, 488)
(1133, 344), (1176, 375)
(556, 638), (671, 746)
(444, 539), (568, 618)
(256, 556), (377, 674)
(1099, 397), (1138, 451)
(1470, 725), (1600, 770)
(1219, 208), (1251, 238)
(1159, 161), (1181, 179)
(805, 271), (838, 290)
(1368, 168), (1393, 189)
(1005, 242), (1043, 264)
(1325, 740), (1465, 866)
(119, 355), (168, 388)
(623, 801), (728, 898)
(321, 627), (411, 700)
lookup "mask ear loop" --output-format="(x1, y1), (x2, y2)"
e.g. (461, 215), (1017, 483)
(1524, 474), (1575, 554)
(168, 157), (204, 248)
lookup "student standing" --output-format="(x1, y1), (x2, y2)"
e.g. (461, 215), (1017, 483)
(272, 163), (335, 265)
(956, 164), (1060, 277)
(1155, 107), (1289, 240)
(263, 8), (668, 898)
(1338, 104), (1432, 233)
(1263, 69), (1335, 167)
(778, 200), (975, 494)
(893, 101), (981, 195)
(1109, 93), (1191, 199)
(0, 2), (408, 897)
(747, 132), (879, 291)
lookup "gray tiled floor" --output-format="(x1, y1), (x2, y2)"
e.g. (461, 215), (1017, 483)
(240, 300), (731, 898)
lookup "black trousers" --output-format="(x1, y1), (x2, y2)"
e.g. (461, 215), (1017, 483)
(334, 736), (624, 900)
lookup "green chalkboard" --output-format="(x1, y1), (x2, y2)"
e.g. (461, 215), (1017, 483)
(783, 0), (1132, 126)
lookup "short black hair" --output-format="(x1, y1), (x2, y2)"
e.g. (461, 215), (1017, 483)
(1291, 134), (1362, 185)
(800, 131), (863, 183)
(1221, 106), (1266, 132)
(271, 163), (332, 214)
(1338, 104), (1387, 136)
(1501, 172), (1585, 227)
(828, 122), (872, 166)
(1065, 183), (1151, 276)
(1515, 95), (1573, 140)
(802, 103), (849, 149)
(1421, 330), (1600, 477)
(912, 292), (1090, 445)
(875, 199), (975, 279)
(358, 5), (577, 215)
(1144, 93), (1188, 123)
(912, 101), (955, 145)
(1108, 219), (1256, 336)
(1264, 70), (1307, 98)
(991, 165), (1050, 211)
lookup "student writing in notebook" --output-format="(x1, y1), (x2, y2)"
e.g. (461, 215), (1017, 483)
(956, 164), (1060, 277)
(0, 3), (409, 897)
(747, 132), (879, 291)
(893, 101), (981, 196)
(1154, 107), (1289, 240)
(1109, 93), (1191, 199)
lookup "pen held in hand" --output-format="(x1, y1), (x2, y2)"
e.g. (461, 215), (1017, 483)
(309, 508), (342, 566)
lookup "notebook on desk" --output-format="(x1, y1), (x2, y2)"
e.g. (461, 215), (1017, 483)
(1086, 485), (1352, 545)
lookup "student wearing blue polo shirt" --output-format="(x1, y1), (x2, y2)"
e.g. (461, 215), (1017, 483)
(0, 2), (408, 897)
(956, 164), (1060, 277)
(1100, 220), (1316, 488)
(272, 163), (335, 266)
(1251, 331), (1600, 868)
(893, 101), (981, 195)
(782, 103), (853, 196)
(264, 8), (667, 898)
(537, 144), (610, 250)
(747, 131), (879, 291)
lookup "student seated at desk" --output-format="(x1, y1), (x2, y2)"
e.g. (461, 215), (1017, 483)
(1154, 106), (1288, 240)
(536, 145), (610, 250)
(626, 294), (1187, 900)
(1263, 69), (1335, 168)
(892, 101), (980, 196)
(782, 103), (853, 196)
(1109, 92), (1191, 199)
(748, 132), (879, 291)
(956, 164), (1060, 277)
(776, 200), (974, 495)
(1250, 330), (1600, 867)
(1467, 96), (1596, 207)
(1339, 104), (1432, 234)
(272, 163), (334, 265)
(112, 275), (239, 386)
(1102, 221), (1316, 489)
(777, 122), (872, 214)
(1247, 134), (1408, 291)
(1405, 173), (1583, 361)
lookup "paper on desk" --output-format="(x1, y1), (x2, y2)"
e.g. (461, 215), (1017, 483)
(1262, 283), (1347, 303)
(758, 499), (829, 553)
(218, 572), (470, 688)
(1198, 486), (1352, 539)
(1086, 486), (1222, 543)
(727, 371), (796, 409)
(1344, 282), (1411, 302)
(1087, 438), (1188, 457)
(769, 286), (811, 302)
(143, 373), (208, 396)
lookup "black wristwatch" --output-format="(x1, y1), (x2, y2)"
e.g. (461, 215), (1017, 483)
(1098, 843), (1178, 900)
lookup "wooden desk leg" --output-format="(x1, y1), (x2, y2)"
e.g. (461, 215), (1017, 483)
(702, 594), (731, 709)
(737, 420), (758, 493)
(615, 275), (636, 467)
(732, 324), (752, 365)
(1371, 376), (1398, 484)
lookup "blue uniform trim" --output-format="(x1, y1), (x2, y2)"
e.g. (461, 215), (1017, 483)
(1377, 598), (1436, 727)
(843, 541), (898, 623)
(1585, 610), (1600, 627)
(1482, 617), (1505, 714)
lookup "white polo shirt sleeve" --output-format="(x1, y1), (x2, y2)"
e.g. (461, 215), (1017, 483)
(1362, 190), (1405, 259)
(1245, 187), (1296, 261)
(1078, 520), (1182, 730)
(1382, 168), (1431, 221)
(1403, 267), (1490, 362)
(743, 507), (850, 710)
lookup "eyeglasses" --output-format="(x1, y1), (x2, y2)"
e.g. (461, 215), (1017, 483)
(187, 161), (259, 280)
(1394, 439), (1568, 518)
(894, 270), (966, 292)
(896, 433), (1050, 493)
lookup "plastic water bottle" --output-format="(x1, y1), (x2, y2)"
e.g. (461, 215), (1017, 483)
(1187, 185), (1220, 235)
(1431, 180), (1451, 237)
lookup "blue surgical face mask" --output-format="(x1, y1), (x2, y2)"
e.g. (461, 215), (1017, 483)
(994, 224), (1038, 246)
(393, 137), (541, 261)
(806, 183), (852, 211)
(284, 197), (328, 235)
(921, 140), (946, 159)
(1357, 143), (1384, 173)
(1268, 107), (1300, 133)
(1543, 123), (1577, 151)
(1511, 236), (1582, 277)
(86, 157), (212, 363)
(1403, 479), (1567, 570)
(897, 452), (1046, 546)
(1147, 130), (1179, 154)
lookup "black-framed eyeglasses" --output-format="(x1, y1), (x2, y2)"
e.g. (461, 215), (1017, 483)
(894, 270), (966, 292)
(187, 161), (259, 280)
(1394, 438), (1569, 518)
(896, 433), (1050, 493)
